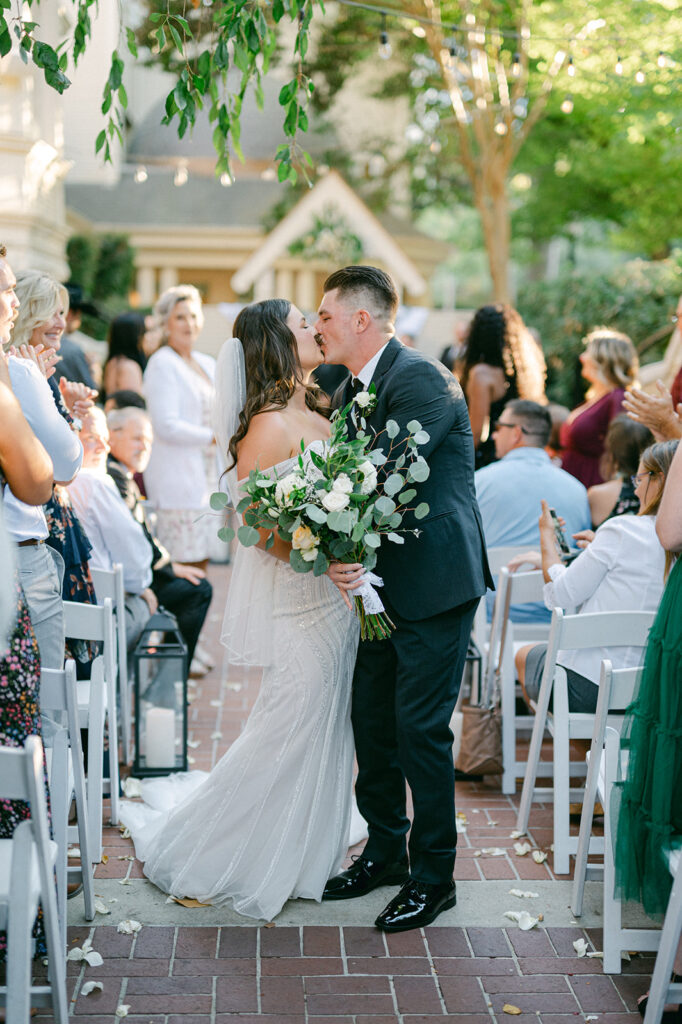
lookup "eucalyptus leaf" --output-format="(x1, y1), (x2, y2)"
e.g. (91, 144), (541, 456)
(374, 496), (396, 517)
(237, 524), (261, 546)
(313, 551), (330, 576)
(388, 512), (403, 529)
(387, 532), (405, 544)
(237, 496), (251, 514)
(364, 550), (377, 571)
(209, 491), (230, 511)
(407, 419), (422, 433)
(408, 461), (430, 483)
(414, 502), (430, 520)
(365, 533), (381, 548)
(413, 430), (430, 445)
(264, 532), (275, 550)
(398, 488), (417, 503)
(395, 454), (406, 470)
(369, 449), (387, 465)
(327, 509), (353, 534)
(305, 504), (327, 524)
(385, 420), (400, 439)
(289, 549), (313, 573)
(383, 473), (405, 496)
(217, 526), (235, 543)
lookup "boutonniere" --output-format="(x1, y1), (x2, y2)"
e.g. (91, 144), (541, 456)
(351, 382), (377, 430)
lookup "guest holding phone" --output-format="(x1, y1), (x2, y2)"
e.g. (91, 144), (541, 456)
(509, 440), (678, 712)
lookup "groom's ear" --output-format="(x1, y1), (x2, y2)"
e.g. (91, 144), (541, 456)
(355, 309), (372, 333)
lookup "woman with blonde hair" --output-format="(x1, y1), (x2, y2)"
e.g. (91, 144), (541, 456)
(560, 327), (639, 488)
(143, 284), (216, 568)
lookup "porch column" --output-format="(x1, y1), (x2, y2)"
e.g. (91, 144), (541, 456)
(137, 266), (156, 307)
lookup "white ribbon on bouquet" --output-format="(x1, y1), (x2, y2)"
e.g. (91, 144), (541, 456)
(355, 571), (386, 614)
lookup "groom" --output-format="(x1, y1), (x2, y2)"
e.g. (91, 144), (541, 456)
(316, 266), (493, 932)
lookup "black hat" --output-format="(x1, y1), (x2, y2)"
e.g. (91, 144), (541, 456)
(64, 282), (100, 317)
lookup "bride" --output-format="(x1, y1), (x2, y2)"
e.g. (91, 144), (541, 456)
(120, 299), (361, 921)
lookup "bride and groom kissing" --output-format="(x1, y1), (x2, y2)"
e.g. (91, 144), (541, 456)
(120, 265), (492, 933)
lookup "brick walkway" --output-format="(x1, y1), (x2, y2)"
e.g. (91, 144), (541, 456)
(46, 563), (657, 1022)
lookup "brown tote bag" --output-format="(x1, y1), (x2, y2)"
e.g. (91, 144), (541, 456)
(455, 702), (503, 777)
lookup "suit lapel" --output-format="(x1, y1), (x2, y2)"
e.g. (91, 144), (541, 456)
(369, 337), (401, 392)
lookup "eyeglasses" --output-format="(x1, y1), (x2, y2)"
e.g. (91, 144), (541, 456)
(492, 420), (543, 436)
(631, 471), (655, 488)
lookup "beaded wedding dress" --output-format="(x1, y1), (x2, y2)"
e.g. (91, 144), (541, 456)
(120, 439), (362, 921)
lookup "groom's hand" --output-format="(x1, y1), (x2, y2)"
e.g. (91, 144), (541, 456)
(327, 562), (364, 610)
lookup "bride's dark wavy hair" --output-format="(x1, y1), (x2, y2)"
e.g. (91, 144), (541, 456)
(227, 299), (327, 470)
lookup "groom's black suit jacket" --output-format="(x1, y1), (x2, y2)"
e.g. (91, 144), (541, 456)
(333, 337), (493, 621)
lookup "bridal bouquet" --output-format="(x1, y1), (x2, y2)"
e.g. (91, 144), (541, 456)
(211, 389), (431, 640)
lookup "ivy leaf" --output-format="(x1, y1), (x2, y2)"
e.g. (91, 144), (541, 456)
(126, 27), (138, 58)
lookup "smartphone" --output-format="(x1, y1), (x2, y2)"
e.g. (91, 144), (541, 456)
(548, 507), (571, 557)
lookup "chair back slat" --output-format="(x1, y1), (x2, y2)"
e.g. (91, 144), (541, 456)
(0, 745), (32, 801)
(555, 609), (653, 651)
(63, 597), (115, 644)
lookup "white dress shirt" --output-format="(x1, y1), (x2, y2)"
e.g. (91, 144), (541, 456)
(3, 357), (83, 542)
(67, 468), (153, 594)
(354, 342), (390, 388)
(543, 514), (665, 683)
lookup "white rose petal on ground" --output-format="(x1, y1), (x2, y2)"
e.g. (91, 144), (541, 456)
(118, 826), (131, 839)
(209, 699), (222, 707)
(210, 731), (222, 740)
(121, 778), (143, 799)
(187, 739), (201, 749)
(81, 982), (104, 996)
(226, 683), (242, 692)
(115, 1005), (130, 1018)
(510, 830), (525, 839)
(573, 938), (588, 957)
(84, 951), (104, 967)
(532, 850), (548, 864)
(503, 910), (539, 930)
(508, 888), (539, 899)
(588, 950), (605, 959)
(67, 847), (80, 859)
(94, 899), (111, 915)
(514, 842), (532, 856)
(481, 847), (506, 857)
(117, 919), (142, 935)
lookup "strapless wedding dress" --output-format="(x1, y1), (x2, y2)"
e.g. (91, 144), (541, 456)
(120, 451), (361, 921)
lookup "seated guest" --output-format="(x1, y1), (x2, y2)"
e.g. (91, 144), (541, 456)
(106, 406), (213, 674)
(66, 408), (155, 653)
(475, 399), (590, 621)
(104, 389), (147, 414)
(512, 439), (678, 713)
(587, 415), (653, 527)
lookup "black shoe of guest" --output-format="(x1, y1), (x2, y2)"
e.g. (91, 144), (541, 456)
(375, 878), (457, 932)
(322, 855), (409, 901)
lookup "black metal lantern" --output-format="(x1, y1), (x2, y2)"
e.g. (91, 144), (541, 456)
(133, 608), (188, 777)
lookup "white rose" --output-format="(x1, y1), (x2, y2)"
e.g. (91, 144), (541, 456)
(359, 460), (378, 495)
(355, 390), (372, 409)
(332, 473), (353, 494)
(275, 472), (305, 505)
(321, 489), (350, 512)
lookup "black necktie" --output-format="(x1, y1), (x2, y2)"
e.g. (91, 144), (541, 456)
(349, 377), (364, 398)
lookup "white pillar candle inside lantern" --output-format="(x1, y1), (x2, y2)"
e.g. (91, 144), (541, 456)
(145, 707), (175, 768)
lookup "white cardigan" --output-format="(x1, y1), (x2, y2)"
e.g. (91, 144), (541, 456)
(143, 346), (216, 510)
(543, 514), (665, 683)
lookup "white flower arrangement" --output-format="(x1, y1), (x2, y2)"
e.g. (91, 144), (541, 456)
(211, 388), (431, 640)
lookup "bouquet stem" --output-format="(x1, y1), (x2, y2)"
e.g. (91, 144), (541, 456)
(353, 595), (395, 641)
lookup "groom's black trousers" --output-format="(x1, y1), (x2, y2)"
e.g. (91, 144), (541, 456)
(351, 594), (479, 885)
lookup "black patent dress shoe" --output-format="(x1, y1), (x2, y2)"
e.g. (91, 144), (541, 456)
(322, 855), (410, 901)
(375, 878), (457, 932)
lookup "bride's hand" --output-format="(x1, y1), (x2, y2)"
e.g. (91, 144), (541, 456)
(327, 562), (364, 610)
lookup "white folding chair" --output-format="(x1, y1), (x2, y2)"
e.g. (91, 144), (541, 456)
(516, 608), (654, 874)
(0, 736), (68, 1024)
(90, 564), (132, 765)
(601, 726), (663, 972)
(40, 659), (96, 947)
(472, 544), (539, 659)
(63, 598), (119, 848)
(643, 846), (682, 1022)
(484, 566), (551, 794)
(571, 660), (641, 917)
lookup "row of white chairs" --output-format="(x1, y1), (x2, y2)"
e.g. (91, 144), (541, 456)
(478, 550), (681, 1015)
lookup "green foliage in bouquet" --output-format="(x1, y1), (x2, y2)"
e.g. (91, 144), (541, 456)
(210, 388), (431, 639)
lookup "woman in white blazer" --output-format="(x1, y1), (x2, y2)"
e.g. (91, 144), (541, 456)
(143, 285), (216, 566)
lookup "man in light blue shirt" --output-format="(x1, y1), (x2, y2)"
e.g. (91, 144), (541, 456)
(475, 400), (591, 622)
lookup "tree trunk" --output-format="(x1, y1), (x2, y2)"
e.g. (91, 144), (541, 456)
(475, 176), (512, 304)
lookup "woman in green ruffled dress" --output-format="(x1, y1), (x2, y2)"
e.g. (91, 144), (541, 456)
(615, 438), (682, 1019)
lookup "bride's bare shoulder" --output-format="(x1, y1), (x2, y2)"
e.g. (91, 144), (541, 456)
(237, 409), (295, 477)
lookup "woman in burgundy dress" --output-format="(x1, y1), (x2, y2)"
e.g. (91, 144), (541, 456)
(560, 328), (638, 488)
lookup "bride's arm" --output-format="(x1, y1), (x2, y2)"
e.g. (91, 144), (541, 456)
(236, 411), (296, 563)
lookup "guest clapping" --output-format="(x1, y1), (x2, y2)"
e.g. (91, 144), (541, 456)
(560, 328), (639, 487)
(143, 285), (216, 569)
(512, 440), (678, 713)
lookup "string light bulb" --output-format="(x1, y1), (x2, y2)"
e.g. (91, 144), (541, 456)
(560, 94), (574, 114)
(657, 50), (666, 68)
(134, 165), (148, 184)
(379, 13), (392, 60)
(511, 52), (521, 78)
(173, 164), (188, 187)
(567, 55), (575, 77)
(220, 172), (232, 187)
(635, 69), (645, 84)
(615, 56), (623, 75)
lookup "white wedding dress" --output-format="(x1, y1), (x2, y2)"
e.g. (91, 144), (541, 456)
(120, 450), (361, 921)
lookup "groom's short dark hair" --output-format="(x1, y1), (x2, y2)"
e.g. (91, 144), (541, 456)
(324, 266), (399, 323)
